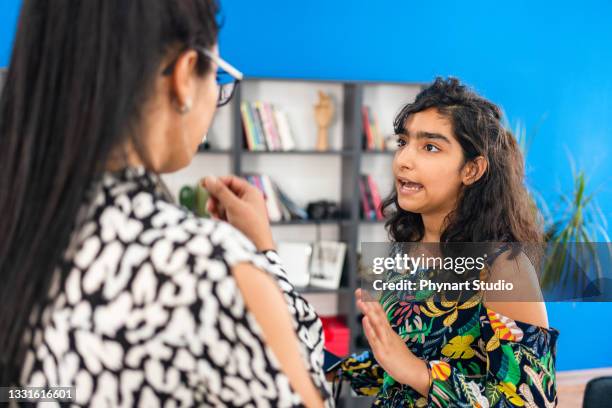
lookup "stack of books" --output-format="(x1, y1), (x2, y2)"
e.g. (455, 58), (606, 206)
(240, 101), (297, 151)
(359, 174), (384, 221)
(244, 173), (307, 222)
(362, 105), (386, 151)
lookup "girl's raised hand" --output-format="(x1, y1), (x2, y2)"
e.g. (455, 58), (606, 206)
(355, 288), (429, 390)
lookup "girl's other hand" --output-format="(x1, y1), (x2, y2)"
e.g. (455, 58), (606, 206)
(355, 288), (429, 391)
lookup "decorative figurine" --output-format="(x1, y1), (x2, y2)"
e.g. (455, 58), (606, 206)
(314, 91), (335, 151)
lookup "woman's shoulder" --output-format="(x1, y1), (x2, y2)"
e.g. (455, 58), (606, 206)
(146, 198), (257, 256)
(94, 167), (257, 252)
(69, 177), (261, 281)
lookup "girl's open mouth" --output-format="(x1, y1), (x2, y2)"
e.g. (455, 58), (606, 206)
(397, 179), (424, 195)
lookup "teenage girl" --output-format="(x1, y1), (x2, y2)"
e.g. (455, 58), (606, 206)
(335, 78), (558, 407)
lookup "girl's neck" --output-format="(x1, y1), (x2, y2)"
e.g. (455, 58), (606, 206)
(420, 211), (446, 243)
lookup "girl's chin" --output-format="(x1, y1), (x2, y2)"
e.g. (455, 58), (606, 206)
(397, 198), (425, 214)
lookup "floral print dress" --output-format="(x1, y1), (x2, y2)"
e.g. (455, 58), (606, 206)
(338, 246), (559, 407)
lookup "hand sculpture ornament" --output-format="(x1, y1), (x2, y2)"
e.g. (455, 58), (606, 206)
(314, 91), (335, 151)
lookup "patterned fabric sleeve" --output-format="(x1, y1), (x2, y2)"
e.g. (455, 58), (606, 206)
(337, 350), (384, 396)
(253, 249), (333, 406)
(254, 249), (327, 358)
(191, 224), (334, 406)
(426, 305), (559, 408)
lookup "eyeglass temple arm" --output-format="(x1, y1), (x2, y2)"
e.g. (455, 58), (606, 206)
(201, 48), (244, 81)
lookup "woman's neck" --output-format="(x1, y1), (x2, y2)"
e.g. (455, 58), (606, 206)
(105, 141), (145, 172)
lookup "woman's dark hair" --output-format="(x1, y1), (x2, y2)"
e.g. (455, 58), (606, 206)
(0, 0), (219, 385)
(382, 77), (543, 244)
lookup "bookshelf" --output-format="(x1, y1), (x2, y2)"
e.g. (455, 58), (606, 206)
(162, 77), (423, 407)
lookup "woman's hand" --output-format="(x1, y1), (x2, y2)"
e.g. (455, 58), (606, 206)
(355, 289), (430, 394)
(202, 175), (276, 252)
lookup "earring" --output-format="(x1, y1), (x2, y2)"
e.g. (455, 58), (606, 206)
(178, 98), (192, 114)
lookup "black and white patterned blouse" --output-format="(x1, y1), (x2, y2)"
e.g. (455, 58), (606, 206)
(19, 166), (333, 407)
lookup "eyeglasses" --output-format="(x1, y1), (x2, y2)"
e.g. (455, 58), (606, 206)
(162, 47), (243, 107)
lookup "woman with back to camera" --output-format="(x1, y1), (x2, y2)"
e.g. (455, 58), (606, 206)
(0, 1), (332, 406)
(331, 78), (558, 407)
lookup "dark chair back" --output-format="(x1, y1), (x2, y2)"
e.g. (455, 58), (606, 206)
(583, 376), (612, 408)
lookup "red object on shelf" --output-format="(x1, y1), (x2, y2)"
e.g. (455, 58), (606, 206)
(320, 316), (350, 357)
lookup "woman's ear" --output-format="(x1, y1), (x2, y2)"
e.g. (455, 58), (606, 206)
(169, 49), (199, 112)
(462, 156), (488, 185)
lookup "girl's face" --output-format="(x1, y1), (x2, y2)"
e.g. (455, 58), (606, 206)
(393, 107), (466, 217)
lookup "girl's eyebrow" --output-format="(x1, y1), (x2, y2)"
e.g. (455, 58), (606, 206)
(403, 130), (452, 145)
(416, 130), (452, 144)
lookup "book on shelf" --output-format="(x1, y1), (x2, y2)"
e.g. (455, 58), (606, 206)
(240, 101), (296, 151)
(262, 102), (282, 150)
(275, 184), (309, 220)
(366, 174), (384, 220)
(244, 173), (307, 222)
(359, 174), (384, 221)
(255, 101), (278, 150)
(361, 106), (373, 150)
(259, 174), (284, 222)
(362, 105), (385, 151)
(272, 109), (296, 151)
(240, 102), (256, 151)
(249, 102), (266, 150)
(358, 176), (374, 220)
(371, 106), (384, 150)
(362, 175), (378, 220)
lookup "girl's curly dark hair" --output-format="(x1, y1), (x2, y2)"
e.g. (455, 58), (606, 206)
(382, 77), (543, 243)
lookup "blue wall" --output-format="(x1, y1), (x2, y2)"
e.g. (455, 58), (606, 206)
(216, 0), (612, 218)
(0, 0), (19, 66)
(2, 0), (611, 371)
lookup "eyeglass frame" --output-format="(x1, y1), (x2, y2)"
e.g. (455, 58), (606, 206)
(161, 47), (243, 107)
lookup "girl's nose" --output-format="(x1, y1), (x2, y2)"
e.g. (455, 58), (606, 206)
(394, 144), (416, 171)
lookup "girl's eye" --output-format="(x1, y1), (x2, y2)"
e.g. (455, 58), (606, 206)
(424, 144), (440, 152)
(396, 138), (406, 147)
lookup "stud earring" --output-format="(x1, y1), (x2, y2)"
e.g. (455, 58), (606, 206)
(178, 98), (192, 114)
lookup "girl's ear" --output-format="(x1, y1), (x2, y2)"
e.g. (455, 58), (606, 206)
(462, 156), (488, 185)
